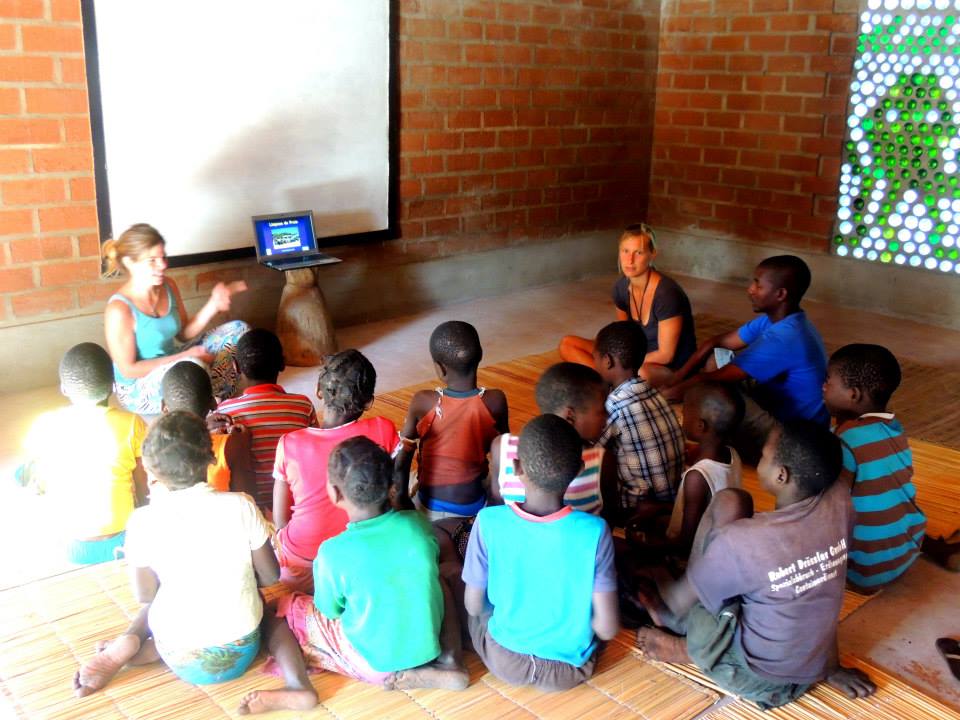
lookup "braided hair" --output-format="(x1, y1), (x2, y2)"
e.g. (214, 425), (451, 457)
(328, 436), (391, 506)
(317, 349), (377, 420)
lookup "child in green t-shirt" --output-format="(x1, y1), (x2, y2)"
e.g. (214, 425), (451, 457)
(239, 437), (467, 715)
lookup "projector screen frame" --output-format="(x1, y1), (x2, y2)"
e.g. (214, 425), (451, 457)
(81, 0), (400, 270)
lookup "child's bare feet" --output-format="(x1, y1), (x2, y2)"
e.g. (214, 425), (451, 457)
(634, 579), (683, 633)
(635, 627), (690, 664)
(73, 634), (142, 697)
(237, 688), (318, 715)
(389, 660), (469, 691)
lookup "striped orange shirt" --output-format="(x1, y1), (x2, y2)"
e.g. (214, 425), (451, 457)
(217, 384), (318, 508)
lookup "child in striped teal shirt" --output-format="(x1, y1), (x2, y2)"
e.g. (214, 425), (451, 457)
(823, 344), (926, 593)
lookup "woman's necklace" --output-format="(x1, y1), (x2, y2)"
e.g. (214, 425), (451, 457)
(630, 271), (653, 324)
(145, 286), (162, 318)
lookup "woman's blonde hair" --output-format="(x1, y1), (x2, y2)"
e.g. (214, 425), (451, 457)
(102, 223), (165, 276)
(618, 223), (657, 274)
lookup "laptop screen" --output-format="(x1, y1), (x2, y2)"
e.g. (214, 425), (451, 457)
(252, 212), (317, 259)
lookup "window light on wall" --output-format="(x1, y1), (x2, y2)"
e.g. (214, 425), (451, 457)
(834, 0), (960, 274)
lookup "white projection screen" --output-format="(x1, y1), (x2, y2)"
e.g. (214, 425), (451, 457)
(88, 1), (391, 260)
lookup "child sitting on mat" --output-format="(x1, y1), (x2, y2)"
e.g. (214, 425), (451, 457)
(593, 321), (683, 525)
(628, 382), (744, 560)
(238, 437), (467, 715)
(216, 329), (318, 511)
(73, 412), (279, 696)
(272, 350), (398, 593)
(22, 342), (147, 565)
(395, 320), (509, 519)
(489, 362), (610, 517)
(822, 344), (928, 592)
(633, 421), (875, 708)
(161, 361), (256, 496)
(462, 415), (619, 691)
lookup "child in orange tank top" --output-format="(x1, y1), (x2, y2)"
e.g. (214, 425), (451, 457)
(396, 321), (509, 519)
(161, 362), (256, 497)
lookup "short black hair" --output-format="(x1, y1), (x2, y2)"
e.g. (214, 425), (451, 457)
(757, 255), (812, 303)
(429, 321), (483, 375)
(328, 436), (391, 507)
(686, 382), (745, 439)
(142, 411), (214, 490)
(59, 342), (113, 403)
(535, 362), (605, 414)
(829, 343), (901, 409)
(317, 349), (376, 420)
(772, 420), (842, 497)
(518, 414), (584, 494)
(162, 361), (214, 416)
(595, 321), (647, 371)
(236, 329), (284, 381)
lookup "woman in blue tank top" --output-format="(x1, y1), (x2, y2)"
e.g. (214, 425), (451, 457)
(103, 224), (251, 414)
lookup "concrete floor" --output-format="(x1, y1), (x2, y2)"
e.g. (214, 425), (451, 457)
(3, 271), (960, 704)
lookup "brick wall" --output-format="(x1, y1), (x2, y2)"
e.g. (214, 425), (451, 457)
(0, 0), (660, 327)
(648, 0), (858, 251)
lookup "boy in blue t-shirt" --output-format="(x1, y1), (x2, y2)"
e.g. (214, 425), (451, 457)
(462, 414), (619, 691)
(664, 255), (828, 462)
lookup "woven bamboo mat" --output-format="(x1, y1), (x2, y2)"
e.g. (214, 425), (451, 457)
(0, 558), (718, 719)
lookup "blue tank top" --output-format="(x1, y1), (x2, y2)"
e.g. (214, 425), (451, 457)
(109, 283), (180, 364)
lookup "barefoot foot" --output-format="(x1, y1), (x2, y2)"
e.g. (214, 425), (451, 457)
(73, 634), (141, 697)
(390, 662), (469, 691)
(635, 627), (690, 664)
(237, 688), (318, 715)
(634, 579), (681, 632)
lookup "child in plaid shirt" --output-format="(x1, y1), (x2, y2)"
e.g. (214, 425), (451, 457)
(594, 321), (684, 525)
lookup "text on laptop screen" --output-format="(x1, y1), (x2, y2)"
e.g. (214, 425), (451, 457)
(254, 215), (316, 256)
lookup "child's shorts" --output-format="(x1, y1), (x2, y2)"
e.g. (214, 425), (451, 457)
(684, 601), (808, 710)
(67, 532), (125, 565)
(275, 592), (392, 686)
(156, 627), (260, 685)
(468, 612), (595, 692)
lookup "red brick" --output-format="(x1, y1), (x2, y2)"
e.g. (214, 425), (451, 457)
(763, 94), (803, 113)
(77, 279), (123, 307)
(0, 208), (34, 235)
(8, 238), (41, 263)
(813, 14), (856, 33)
(407, 154), (444, 174)
(0, 266), (34, 292)
(752, 0), (788, 10)
(0, 117), (61, 144)
(3, 178), (66, 205)
(446, 153), (481, 172)
(748, 35), (786, 53)
(447, 111), (481, 129)
(729, 55), (764, 72)
(743, 113), (781, 131)
(51, 0), (81, 21)
(810, 55), (852, 73)
(25, 87), (88, 114)
(788, 35), (829, 54)
(519, 25), (549, 44)
(740, 150), (778, 169)
(38, 204), (97, 233)
(448, 67), (482, 85)
(39, 235), (75, 259)
(0, 55), (55, 82)
(723, 131), (759, 149)
(423, 176), (460, 195)
(77, 232), (99, 257)
(463, 131), (496, 149)
(22, 25), (84, 52)
(422, 42), (461, 63)
(425, 131), (461, 150)
(400, 131), (424, 153)
(463, 89), (496, 107)
(704, 148), (737, 165)
(11, 286), (76, 317)
(465, 44), (498, 63)
(768, 55), (807, 73)
(499, 2), (531, 22)
(0, 0), (44, 18)
(483, 110), (514, 128)
(727, 94), (763, 111)
(448, 21), (482, 40)
(463, 1), (496, 20)
(711, 35), (745, 52)
(63, 117), (91, 142)
(783, 115), (822, 134)
(779, 154), (818, 173)
(399, 179), (421, 200)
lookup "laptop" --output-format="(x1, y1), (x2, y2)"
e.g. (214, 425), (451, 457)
(251, 210), (341, 271)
